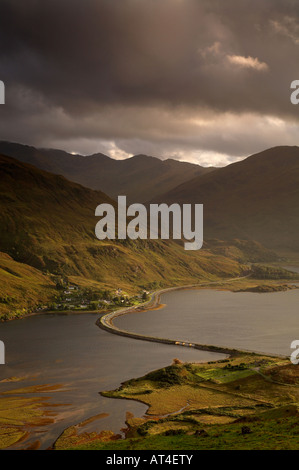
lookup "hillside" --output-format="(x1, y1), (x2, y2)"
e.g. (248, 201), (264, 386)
(55, 355), (299, 450)
(152, 146), (299, 252)
(0, 252), (56, 320)
(0, 155), (244, 314)
(0, 142), (214, 203)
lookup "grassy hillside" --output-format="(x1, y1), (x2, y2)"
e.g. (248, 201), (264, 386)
(153, 146), (299, 252)
(0, 141), (214, 203)
(206, 239), (279, 263)
(54, 355), (299, 450)
(0, 155), (246, 319)
(0, 252), (56, 320)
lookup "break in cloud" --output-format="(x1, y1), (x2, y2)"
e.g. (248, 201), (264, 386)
(226, 55), (269, 71)
(0, 0), (298, 166)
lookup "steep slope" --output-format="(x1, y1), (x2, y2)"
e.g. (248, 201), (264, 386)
(0, 155), (243, 293)
(152, 146), (299, 252)
(0, 154), (114, 274)
(0, 142), (214, 203)
(0, 252), (56, 320)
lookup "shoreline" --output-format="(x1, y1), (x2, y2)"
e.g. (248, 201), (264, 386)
(97, 275), (286, 360)
(1, 275), (289, 449)
(0, 309), (101, 323)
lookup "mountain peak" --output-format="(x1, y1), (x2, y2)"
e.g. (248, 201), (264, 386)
(153, 145), (299, 251)
(0, 141), (212, 203)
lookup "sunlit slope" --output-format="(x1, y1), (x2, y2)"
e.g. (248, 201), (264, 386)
(0, 252), (56, 319)
(0, 155), (243, 292)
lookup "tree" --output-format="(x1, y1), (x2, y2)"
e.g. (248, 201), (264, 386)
(142, 292), (149, 301)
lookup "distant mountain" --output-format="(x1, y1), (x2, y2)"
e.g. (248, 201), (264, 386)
(0, 154), (243, 291)
(0, 141), (214, 203)
(151, 146), (299, 252)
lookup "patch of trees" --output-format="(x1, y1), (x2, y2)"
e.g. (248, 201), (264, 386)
(251, 265), (299, 280)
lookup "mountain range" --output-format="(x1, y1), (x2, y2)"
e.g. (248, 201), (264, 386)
(152, 146), (299, 252)
(1, 142), (299, 254)
(0, 153), (244, 318)
(1, 142), (298, 318)
(0, 141), (213, 204)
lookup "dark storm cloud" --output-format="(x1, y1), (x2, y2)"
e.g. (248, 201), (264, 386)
(0, 0), (298, 163)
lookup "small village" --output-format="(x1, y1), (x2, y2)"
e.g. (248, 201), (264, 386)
(40, 280), (150, 313)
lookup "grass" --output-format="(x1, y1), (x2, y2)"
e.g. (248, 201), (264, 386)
(104, 384), (257, 417)
(0, 155), (244, 287)
(0, 252), (56, 320)
(66, 413), (299, 450)
(53, 354), (299, 450)
(3, 155), (298, 321)
(195, 368), (256, 383)
(0, 155), (252, 320)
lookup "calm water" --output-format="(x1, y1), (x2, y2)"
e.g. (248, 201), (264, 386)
(1, 286), (298, 449)
(0, 312), (223, 449)
(116, 289), (299, 356)
(283, 265), (299, 274)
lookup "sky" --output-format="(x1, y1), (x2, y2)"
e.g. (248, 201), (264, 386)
(0, 0), (299, 166)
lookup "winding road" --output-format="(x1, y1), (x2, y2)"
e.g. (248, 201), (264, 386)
(96, 275), (264, 358)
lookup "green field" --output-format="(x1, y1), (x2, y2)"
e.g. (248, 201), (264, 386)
(52, 354), (299, 450)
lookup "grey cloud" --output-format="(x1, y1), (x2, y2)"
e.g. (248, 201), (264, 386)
(0, 0), (298, 164)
